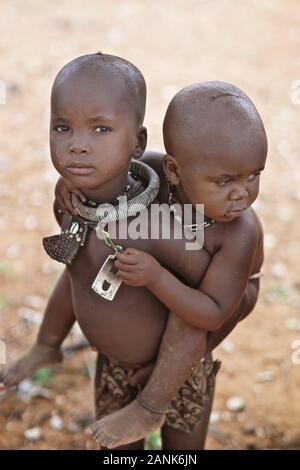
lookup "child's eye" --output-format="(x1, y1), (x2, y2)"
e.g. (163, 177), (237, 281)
(54, 125), (69, 133)
(247, 172), (261, 182)
(217, 179), (231, 187)
(95, 126), (111, 133)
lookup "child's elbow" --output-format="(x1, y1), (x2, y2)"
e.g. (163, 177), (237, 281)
(207, 319), (224, 331)
(206, 313), (225, 331)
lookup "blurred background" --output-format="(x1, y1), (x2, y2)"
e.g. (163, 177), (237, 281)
(0, 0), (299, 450)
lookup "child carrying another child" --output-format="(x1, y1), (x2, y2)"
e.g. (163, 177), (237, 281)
(0, 54), (266, 450)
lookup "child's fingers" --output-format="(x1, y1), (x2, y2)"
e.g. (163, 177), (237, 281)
(123, 247), (141, 256)
(116, 270), (134, 281)
(117, 272), (138, 287)
(57, 188), (70, 210)
(66, 193), (75, 213)
(117, 270), (137, 287)
(56, 196), (68, 214)
(63, 192), (76, 215)
(72, 188), (87, 203)
(62, 178), (73, 192)
(114, 260), (137, 272)
(116, 251), (139, 264)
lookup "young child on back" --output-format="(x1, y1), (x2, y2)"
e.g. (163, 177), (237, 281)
(86, 81), (266, 448)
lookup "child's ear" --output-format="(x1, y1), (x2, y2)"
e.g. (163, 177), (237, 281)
(163, 154), (181, 185)
(132, 127), (148, 159)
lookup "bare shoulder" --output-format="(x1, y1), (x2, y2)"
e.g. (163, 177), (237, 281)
(236, 206), (261, 233)
(216, 207), (261, 254)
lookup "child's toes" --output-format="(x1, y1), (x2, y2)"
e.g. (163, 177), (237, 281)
(94, 427), (109, 442)
(104, 439), (115, 448)
(92, 424), (107, 439)
(86, 421), (102, 435)
(99, 435), (114, 448)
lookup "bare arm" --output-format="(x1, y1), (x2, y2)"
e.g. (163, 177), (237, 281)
(148, 238), (257, 330)
(37, 200), (77, 347)
(116, 213), (259, 331)
(37, 269), (76, 347)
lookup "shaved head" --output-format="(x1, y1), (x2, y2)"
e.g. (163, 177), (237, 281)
(163, 81), (267, 163)
(52, 52), (146, 126)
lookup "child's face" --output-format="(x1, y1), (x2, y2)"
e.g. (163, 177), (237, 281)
(50, 72), (140, 192)
(165, 136), (267, 222)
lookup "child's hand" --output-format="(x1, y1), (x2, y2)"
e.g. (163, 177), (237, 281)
(54, 176), (87, 215)
(114, 248), (162, 287)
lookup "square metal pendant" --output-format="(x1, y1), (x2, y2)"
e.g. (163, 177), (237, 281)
(92, 254), (122, 301)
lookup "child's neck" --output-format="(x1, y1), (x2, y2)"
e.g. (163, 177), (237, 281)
(81, 169), (130, 205)
(172, 185), (213, 224)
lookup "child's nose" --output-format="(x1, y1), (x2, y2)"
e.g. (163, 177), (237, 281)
(229, 185), (248, 201)
(68, 134), (91, 155)
(69, 142), (89, 155)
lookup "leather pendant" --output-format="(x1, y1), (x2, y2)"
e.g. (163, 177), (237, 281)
(42, 217), (89, 265)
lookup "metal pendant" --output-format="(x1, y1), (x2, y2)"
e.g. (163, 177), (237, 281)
(92, 254), (122, 301)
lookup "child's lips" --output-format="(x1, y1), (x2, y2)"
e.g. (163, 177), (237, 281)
(225, 207), (246, 217)
(66, 166), (95, 175)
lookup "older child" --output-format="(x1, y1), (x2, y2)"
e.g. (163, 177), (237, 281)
(0, 67), (264, 450)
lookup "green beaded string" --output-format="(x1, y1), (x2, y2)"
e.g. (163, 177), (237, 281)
(102, 228), (123, 253)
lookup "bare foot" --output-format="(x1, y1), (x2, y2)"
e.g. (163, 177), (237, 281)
(86, 398), (165, 448)
(0, 342), (63, 390)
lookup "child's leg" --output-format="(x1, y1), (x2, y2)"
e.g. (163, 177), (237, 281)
(88, 314), (207, 448)
(87, 287), (256, 449)
(161, 380), (215, 450)
(159, 290), (256, 451)
(128, 282), (256, 385)
(0, 269), (75, 390)
(89, 354), (148, 449)
(205, 283), (256, 354)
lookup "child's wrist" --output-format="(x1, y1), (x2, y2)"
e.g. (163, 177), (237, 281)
(146, 265), (164, 289)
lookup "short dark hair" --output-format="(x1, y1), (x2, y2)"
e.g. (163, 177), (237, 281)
(52, 52), (146, 126)
(163, 81), (267, 157)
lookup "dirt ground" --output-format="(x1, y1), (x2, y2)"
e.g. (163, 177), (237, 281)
(0, 0), (299, 450)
